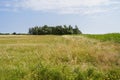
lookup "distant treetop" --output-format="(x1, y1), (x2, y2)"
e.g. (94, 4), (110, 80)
(29, 25), (82, 35)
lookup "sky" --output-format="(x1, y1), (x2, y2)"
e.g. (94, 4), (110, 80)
(0, 0), (120, 34)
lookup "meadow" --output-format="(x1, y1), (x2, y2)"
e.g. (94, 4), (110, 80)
(83, 33), (120, 43)
(0, 34), (120, 80)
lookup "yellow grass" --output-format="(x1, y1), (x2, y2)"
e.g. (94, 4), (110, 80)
(0, 35), (120, 80)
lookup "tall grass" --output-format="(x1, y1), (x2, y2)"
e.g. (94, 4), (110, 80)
(0, 35), (120, 80)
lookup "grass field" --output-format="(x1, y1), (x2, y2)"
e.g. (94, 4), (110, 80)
(83, 33), (120, 43)
(0, 34), (120, 80)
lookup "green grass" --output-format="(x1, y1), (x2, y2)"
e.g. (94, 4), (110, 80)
(0, 35), (120, 80)
(83, 33), (120, 43)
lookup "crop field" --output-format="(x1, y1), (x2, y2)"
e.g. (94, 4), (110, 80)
(0, 34), (120, 80)
(83, 33), (120, 43)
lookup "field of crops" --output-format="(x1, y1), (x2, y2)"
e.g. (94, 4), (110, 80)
(83, 33), (120, 43)
(0, 34), (120, 80)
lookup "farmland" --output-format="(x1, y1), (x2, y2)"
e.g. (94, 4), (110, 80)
(0, 34), (120, 80)
(83, 33), (120, 43)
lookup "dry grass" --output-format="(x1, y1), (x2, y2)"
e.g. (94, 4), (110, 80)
(0, 35), (120, 80)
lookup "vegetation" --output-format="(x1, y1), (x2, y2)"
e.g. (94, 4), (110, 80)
(83, 33), (120, 43)
(0, 33), (10, 35)
(0, 34), (120, 80)
(12, 32), (17, 35)
(0, 33), (27, 35)
(29, 25), (82, 35)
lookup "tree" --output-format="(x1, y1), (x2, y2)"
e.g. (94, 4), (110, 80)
(73, 25), (82, 34)
(28, 25), (82, 35)
(12, 32), (16, 35)
(68, 25), (74, 34)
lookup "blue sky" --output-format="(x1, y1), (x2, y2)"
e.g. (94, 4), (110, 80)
(0, 0), (120, 34)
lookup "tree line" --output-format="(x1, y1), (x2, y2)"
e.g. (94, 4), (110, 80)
(29, 25), (82, 35)
(0, 32), (27, 35)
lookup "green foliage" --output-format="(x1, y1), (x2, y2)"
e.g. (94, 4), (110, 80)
(83, 33), (120, 43)
(12, 32), (16, 35)
(29, 25), (82, 35)
(32, 64), (65, 80)
(75, 72), (86, 80)
(73, 25), (82, 34)
(105, 69), (120, 80)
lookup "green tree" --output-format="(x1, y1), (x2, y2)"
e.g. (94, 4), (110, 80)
(12, 32), (16, 35)
(28, 25), (82, 35)
(73, 25), (82, 34)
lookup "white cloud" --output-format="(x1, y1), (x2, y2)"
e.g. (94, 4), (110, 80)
(0, 0), (120, 14)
